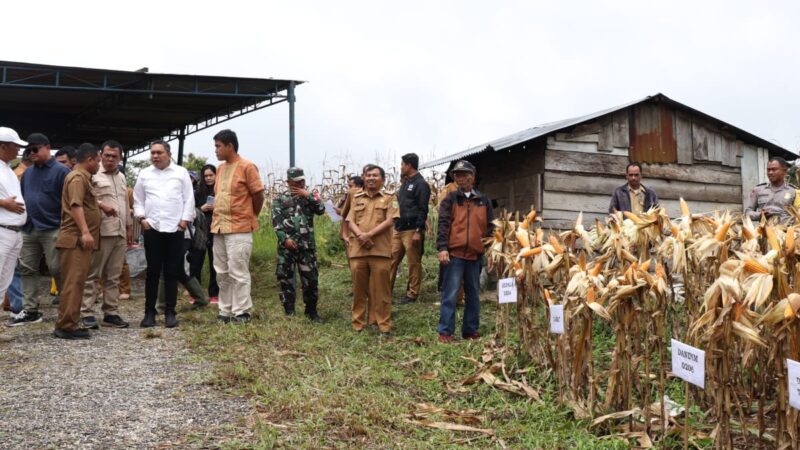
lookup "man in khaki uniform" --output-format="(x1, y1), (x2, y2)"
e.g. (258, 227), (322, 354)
(54, 143), (102, 340)
(346, 164), (398, 336)
(80, 141), (132, 329)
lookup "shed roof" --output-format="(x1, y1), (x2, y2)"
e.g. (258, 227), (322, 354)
(0, 60), (303, 156)
(421, 93), (795, 169)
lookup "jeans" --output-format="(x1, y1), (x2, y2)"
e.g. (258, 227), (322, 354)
(437, 256), (481, 337)
(7, 269), (22, 313)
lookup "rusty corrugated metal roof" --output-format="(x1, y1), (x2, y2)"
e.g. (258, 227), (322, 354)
(421, 93), (795, 169)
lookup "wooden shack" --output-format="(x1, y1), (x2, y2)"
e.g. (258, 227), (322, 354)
(422, 93), (796, 229)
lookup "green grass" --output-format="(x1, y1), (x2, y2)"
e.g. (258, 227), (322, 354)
(181, 215), (631, 449)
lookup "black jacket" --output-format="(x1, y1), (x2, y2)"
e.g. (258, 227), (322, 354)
(608, 184), (659, 214)
(395, 172), (431, 232)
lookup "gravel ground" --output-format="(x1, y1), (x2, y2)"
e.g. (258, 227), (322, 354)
(0, 286), (250, 449)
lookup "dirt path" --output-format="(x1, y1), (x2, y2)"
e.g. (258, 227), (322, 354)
(0, 289), (250, 449)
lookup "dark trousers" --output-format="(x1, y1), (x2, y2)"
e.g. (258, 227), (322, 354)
(188, 240), (219, 297)
(143, 229), (183, 315)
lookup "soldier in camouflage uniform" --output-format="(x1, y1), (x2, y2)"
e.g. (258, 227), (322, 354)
(272, 167), (325, 322)
(745, 156), (798, 224)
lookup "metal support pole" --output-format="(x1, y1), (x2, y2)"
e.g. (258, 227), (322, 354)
(122, 149), (128, 171)
(288, 81), (296, 167)
(177, 127), (186, 166)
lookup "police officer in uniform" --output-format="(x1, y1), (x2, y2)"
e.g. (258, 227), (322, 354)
(271, 167), (325, 322)
(745, 156), (797, 223)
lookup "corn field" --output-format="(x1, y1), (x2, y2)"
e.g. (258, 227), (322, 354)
(261, 165), (448, 208)
(484, 202), (800, 449)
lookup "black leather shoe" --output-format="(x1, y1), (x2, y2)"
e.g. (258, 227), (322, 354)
(140, 313), (156, 328)
(53, 328), (91, 340)
(396, 296), (417, 305)
(81, 316), (99, 330)
(284, 306), (295, 316)
(306, 312), (323, 324)
(164, 312), (179, 328)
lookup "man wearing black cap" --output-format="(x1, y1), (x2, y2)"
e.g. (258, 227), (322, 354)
(7, 133), (70, 326)
(436, 160), (494, 343)
(390, 153), (430, 304)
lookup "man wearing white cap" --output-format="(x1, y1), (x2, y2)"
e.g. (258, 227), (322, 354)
(0, 128), (28, 320)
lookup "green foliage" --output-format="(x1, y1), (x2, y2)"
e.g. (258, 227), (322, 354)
(124, 158), (151, 187)
(183, 152), (209, 173)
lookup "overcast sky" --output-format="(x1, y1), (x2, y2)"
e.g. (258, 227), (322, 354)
(4, 1), (800, 182)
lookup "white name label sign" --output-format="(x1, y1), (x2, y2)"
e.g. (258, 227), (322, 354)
(498, 278), (517, 304)
(789, 358), (800, 411)
(549, 305), (565, 334)
(671, 339), (705, 389)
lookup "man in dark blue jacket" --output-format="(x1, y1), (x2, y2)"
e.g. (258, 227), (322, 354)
(608, 162), (658, 214)
(6, 133), (69, 326)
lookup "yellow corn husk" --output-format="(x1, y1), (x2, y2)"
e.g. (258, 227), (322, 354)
(679, 197), (691, 217)
(493, 230), (503, 243)
(549, 235), (564, 254)
(515, 229), (531, 248)
(525, 209), (536, 224)
(622, 211), (643, 224)
(639, 258), (652, 272)
(715, 221), (732, 242)
(535, 228), (544, 245)
(578, 251), (587, 271)
(732, 320), (767, 347)
(787, 293), (800, 319)
(544, 289), (553, 305)
(743, 259), (770, 274)
(587, 301), (612, 321)
(765, 225), (780, 252)
(741, 225), (755, 241)
(670, 224), (679, 237)
(655, 262), (666, 279)
(520, 218), (530, 230)
(518, 246), (542, 258)
(786, 226), (795, 254)
(589, 263), (603, 277)
(586, 286), (596, 304)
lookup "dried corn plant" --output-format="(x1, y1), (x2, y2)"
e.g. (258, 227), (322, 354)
(479, 198), (800, 449)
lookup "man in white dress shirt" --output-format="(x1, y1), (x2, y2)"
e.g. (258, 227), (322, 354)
(133, 140), (194, 328)
(0, 128), (27, 311)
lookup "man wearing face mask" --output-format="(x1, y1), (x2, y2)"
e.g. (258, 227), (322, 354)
(272, 167), (325, 322)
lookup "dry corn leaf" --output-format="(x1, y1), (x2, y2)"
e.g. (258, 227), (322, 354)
(403, 419), (495, 436)
(420, 371), (439, 381)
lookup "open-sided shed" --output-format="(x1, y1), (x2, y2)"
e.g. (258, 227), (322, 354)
(422, 93), (796, 228)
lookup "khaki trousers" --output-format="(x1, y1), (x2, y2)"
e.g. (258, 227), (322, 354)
(389, 230), (423, 299)
(351, 256), (392, 332)
(213, 232), (253, 317)
(82, 236), (126, 317)
(119, 258), (131, 297)
(56, 246), (93, 332)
